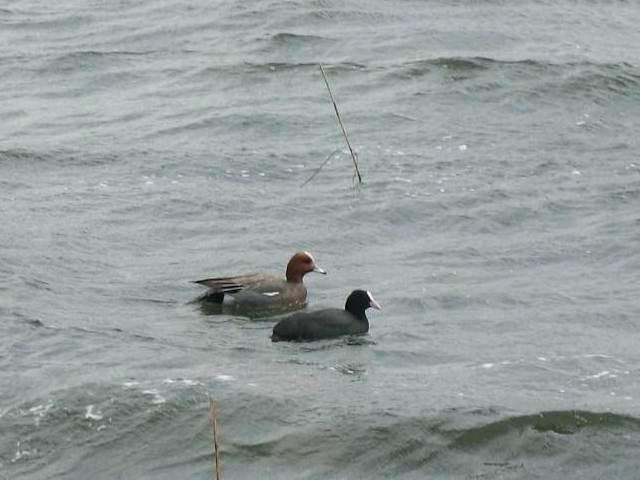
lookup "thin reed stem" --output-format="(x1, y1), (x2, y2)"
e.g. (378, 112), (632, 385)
(208, 397), (222, 480)
(319, 64), (362, 184)
(302, 149), (340, 186)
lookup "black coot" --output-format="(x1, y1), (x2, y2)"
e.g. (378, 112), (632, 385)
(271, 289), (381, 342)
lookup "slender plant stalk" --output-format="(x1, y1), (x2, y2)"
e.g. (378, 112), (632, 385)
(302, 149), (340, 186)
(208, 398), (222, 480)
(319, 64), (362, 184)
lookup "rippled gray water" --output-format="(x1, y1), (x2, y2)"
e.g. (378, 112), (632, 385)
(2, 1), (640, 478)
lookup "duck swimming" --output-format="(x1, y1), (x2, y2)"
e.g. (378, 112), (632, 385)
(193, 251), (326, 315)
(271, 289), (381, 341)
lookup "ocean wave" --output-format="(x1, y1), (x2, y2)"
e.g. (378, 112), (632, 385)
(228, 408), (640, 477)
(449, 409), (640, 446)
(393, 56), (637, 73)
(384, 56), (640, 101)
(0, 148), (127, 167)
(4, 377), (640, 479)
(184, 60), (365, 87)
(269, 32), (330, 44)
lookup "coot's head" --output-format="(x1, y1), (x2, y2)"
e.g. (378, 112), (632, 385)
(286, 251), (327, 282)
(345, 289), (382, 316)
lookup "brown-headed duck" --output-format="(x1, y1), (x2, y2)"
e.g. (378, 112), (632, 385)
(271, 289), (381, 341)
(193, 251), (326, 315)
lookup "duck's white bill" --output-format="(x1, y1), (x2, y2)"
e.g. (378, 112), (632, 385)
(367, 291), (382, 310)
(313, 265), (327, 275)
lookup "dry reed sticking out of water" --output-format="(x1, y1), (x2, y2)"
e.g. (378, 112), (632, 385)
(208, 397), (222, 480)
(304, 65), (362, 185)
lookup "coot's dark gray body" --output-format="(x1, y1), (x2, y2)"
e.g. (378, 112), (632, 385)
(271, 289), (381, 342)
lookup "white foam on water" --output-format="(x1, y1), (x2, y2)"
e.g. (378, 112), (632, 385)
(143, 389), (166, 404)
(481, 363), (494, 369)
(583, 354), (614, 359)
(392, 177), (412, 183)
(587, 370), (610, 379)
(29, 401), (54, 426)
(163, 378), (203, 386)
(122, 381), (140, 388)
(12, 441), (35, 463)
(29, 402), (54, 417)
(85, 405), (103, 421)
(182, 379), (203, 386)
(216, 374), (234, 382)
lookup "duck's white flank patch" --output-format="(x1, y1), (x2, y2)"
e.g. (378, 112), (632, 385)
(263, 292), (280, 297)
